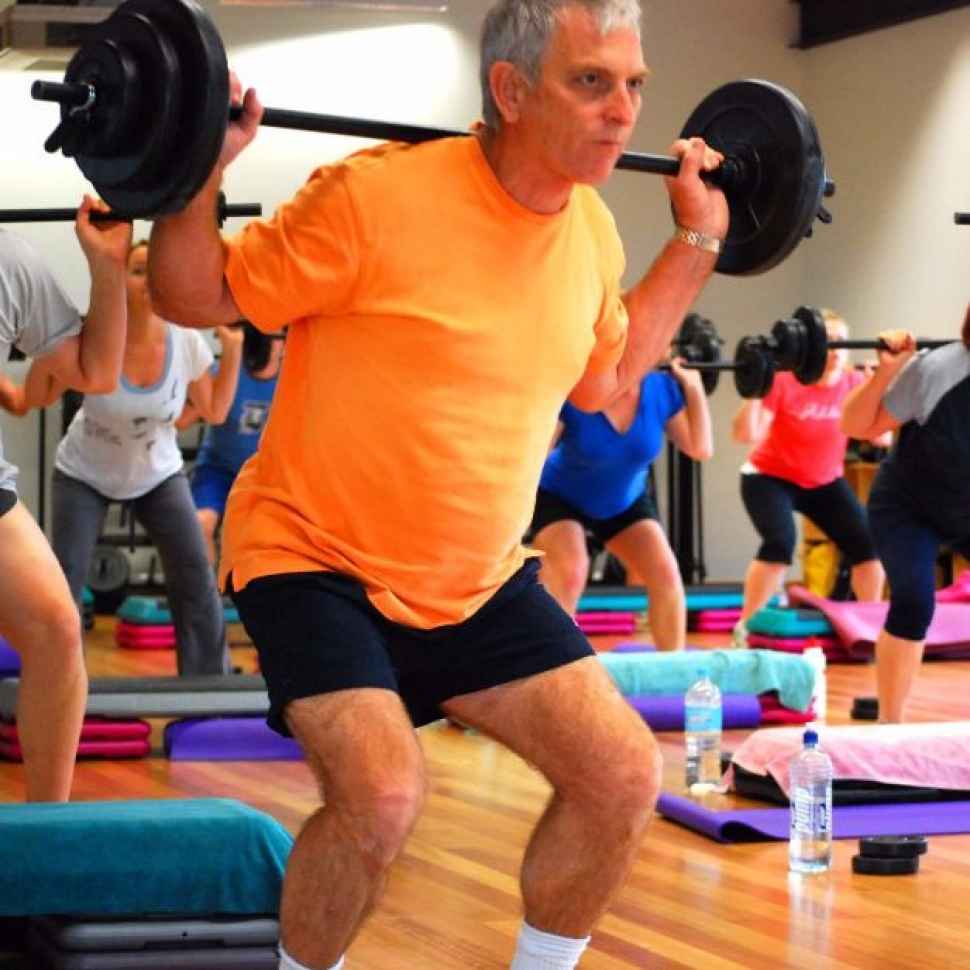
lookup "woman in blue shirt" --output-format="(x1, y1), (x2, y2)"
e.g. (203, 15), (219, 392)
(530, 359), (712, 651)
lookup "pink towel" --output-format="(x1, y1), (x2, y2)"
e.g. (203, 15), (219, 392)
(729, 722), (970, 798)
(788, 585), (970, 657)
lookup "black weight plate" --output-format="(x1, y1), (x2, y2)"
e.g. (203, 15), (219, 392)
(83, 0), (229, 217)
(791, 305), (829, 385)
(860, 835), (928, 859)
(71, 11), (181, 207)
(681, 80), (827, 276)
(852, 853), (919, 876)
(851, 695), (879, 721)
(734, 336), (775, 399)
(675, 313), (721, 394)
(87, 545), (130, 593)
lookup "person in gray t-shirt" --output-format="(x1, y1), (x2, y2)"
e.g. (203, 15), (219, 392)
(0, 196), (130, 801)
(842, 314), (970, 723)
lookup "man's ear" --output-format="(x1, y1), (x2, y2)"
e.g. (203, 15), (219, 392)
(489, 61), (531, 124)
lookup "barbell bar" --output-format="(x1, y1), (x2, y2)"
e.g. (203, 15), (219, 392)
(731, 305), (958, 398)
(0, 199), (261, 226)
(29, 0), (836, 277)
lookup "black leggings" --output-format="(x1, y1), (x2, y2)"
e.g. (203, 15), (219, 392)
(741, 473), (877, 566)
(869, 462), (970, 640)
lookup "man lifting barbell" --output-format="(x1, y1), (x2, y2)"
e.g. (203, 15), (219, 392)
(145, 3), (730, 968)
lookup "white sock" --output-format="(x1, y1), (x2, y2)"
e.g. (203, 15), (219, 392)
(509, 922), (591, 970)
(279, 945), (344, 970)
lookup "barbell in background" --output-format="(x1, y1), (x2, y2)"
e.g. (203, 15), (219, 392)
(733, 305), (957, 399)
(30, 0), (835, 276)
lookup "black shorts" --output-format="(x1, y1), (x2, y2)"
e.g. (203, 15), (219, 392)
(0, 490), (15, 519)
(529, 487), (657, 545)
(229, 559), (593, 735)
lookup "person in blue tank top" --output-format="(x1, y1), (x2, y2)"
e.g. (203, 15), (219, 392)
(181, 323), (284, 564)
(530, 358), (712, 650)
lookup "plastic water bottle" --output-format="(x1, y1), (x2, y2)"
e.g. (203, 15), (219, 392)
(789, 729), (833, 873)
(803, 646), (827, 723)
(684, 676), (722, 794)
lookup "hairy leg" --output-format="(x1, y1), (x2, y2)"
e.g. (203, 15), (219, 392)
(443, 657), (660, 937)
(280, 688), (427, 968)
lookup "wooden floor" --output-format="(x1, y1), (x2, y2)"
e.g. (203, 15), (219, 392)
(2, 615), (970, 969)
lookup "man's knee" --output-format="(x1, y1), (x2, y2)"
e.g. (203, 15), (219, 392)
(563, 725), (662, 830)
(330, 771), (428, 872)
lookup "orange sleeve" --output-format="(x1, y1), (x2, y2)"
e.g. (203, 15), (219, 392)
(223, 165), (363, 332)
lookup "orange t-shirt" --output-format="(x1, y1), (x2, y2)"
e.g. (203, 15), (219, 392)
(220, 135), (628, 628)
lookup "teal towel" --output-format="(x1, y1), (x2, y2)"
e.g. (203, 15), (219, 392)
(599, 649), (815, 712)
(0, 798), (291, 917)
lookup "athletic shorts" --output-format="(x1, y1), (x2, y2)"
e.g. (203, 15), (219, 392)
(529, 488), (657, 545)
(229, 559), (593, 734)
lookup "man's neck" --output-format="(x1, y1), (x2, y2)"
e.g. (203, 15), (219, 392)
(477, 126), (573, 215)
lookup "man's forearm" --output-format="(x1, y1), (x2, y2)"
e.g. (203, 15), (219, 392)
(149, 171), (233, 327)
(617, 239), (718, 394)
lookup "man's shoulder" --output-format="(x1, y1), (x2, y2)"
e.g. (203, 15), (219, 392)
(309, 136), (470, 190)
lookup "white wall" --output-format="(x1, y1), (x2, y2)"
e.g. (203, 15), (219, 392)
(3, 2), (966, 579)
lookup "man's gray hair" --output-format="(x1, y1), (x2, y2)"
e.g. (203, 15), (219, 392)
(480, 0), (642, 129)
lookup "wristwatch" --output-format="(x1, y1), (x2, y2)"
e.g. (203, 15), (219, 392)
(673, 226), (723, 256)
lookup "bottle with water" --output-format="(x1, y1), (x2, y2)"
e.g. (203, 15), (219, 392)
(684, 676), (722, 794)
(803, 646), (827, 723)
(789, 729), (833, 873)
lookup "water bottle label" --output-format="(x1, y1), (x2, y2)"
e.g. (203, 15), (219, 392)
(685, 707), (722, 734)
(814, 800), (830, 834)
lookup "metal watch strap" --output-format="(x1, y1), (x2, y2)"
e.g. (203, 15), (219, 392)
(673, 225), (724, 255)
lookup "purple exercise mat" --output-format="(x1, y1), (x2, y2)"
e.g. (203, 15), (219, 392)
(657, 792), (970, 843)
(164, 717), (303, 761)
(0, 637), (19, 676)
(627, 694), (762, 731)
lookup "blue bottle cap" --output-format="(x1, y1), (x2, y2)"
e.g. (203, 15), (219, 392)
(804, 729), (819, 746)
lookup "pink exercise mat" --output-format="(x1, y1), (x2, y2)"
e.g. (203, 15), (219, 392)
(0, 717), (150, 742)
(789, 585), (970, 659)
(116, 621), (176, 650)
(745, 633), (859, 663)
(0, 738), (150, 762)
(575, 611), (638, 623)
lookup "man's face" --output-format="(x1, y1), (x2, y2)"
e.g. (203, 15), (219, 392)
(514, 5), (647, 186)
